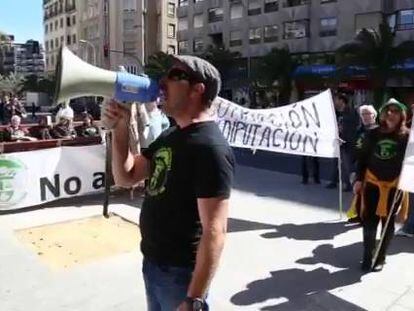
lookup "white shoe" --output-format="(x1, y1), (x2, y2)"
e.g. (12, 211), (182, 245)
(395, 228), (414, 237)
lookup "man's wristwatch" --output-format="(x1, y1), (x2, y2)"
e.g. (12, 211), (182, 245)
(184, 297), (204, 311)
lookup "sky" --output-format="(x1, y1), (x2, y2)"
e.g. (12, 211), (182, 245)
(0, 0), (43, 43)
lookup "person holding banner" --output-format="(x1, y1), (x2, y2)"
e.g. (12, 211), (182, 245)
(105, 55), (234, 311)
(353, 98), (410, 272)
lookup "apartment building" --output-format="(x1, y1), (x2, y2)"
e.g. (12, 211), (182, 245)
(0, 36), (45, 77)
(43, 0), (78, 74)
(176, 0), (414, 59)
(42, 0), (178, 75)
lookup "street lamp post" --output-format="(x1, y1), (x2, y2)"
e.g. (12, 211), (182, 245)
(79, 39), (97, 66)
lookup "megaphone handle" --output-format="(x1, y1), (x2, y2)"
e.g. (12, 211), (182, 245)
(103, 131), (112, 218)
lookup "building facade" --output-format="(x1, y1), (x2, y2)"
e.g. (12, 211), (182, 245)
(0, 36), (45, 77)
(43, 0), (78, 74)
(42, 0), (178, 75)
(176, 0), (414, 58)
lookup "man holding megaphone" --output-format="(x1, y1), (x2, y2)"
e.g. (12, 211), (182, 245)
(104, 55), (235, 311)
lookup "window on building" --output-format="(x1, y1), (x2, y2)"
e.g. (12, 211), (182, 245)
(123, 18), (135, 30)
(208, 8), (224, 23)
(50, 40), (54, 50)
(264, 25), (279, 42)
(61, 36), (64, 44)
(193, 38), (203, 52)
(45, 41), (49, 51)
(46, 57), (49, 67)
(55, 38), (59, 47)
(284, 20), (309, 39)
(72, 15), (76, 25)
(249, 27), (262, 44)
(321, 0), (336, 3)
(72, 34), (76, 44)
(50, 22), (53, 32)
(179, 0), (188, 7)
(284, 0), (310, 7)
(45, 24), (48, 33)
(168, 2), (176, 17)
(55, 20), (58, 29)
(123, 0), (137, 11)
(123, 41), (136, 54)
(320, 17), (337, 37)
(248, 0), (262, 16)
(230, 30), (242, 47)
(194, 0), (204, 2)
(388, 14), (397, 32)
(179, 40), (189, 53)
(59, 18), (62, 28)
(178, 18), (189, 30)
(167, 45), (176, 54)
(67, 17), (71, 27)
(67, 35), (71, 45)
(265, 0), (279, 13)
(51, 55), (54, 66)
(230, 3), (243, 19)
(168, 24), (176, 38)
(398, 9), (414, 30)
(194, 14), (204, 28)
(355, 12), (381, 34)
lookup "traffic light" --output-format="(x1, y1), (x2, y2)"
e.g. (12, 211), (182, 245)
(103, 44), (109, 58)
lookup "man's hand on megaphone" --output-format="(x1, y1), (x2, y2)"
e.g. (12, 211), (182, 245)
(102, 99), (130, 129)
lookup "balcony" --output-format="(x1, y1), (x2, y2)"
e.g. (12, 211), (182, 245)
(283, 0), (310, 8)
(66, 4), (76, 12)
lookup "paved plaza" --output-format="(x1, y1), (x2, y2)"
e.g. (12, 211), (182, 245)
(1, 165), (414, 311)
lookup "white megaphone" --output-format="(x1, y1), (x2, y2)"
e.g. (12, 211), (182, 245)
(54, 47), (159, 105)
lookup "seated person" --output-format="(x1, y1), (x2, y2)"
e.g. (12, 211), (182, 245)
(75, 113), (100, 137)
(51, 115), (76, 139)
(5, 115), (36, 141)
(30, 116), (53, 140)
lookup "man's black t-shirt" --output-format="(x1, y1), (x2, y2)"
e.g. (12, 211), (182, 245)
(141, 121), (235, 267)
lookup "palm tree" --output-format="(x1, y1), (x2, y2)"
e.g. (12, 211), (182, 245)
(0, 72), (25, 95)
(200, 45), (241, 83)
(256, 47), (299, 105)
(336, 21), (414, 107)
(144, 52), (173, 80)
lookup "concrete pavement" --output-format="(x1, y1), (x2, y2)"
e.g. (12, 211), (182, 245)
(1, 165), (414, 310)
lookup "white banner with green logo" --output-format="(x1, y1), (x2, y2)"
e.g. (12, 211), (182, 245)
(0, 144), (105, 211)
(399, 124), (414, 193)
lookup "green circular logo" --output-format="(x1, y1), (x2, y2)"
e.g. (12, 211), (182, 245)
(0, 156), (28, 209)
(375, 139), (398, 160)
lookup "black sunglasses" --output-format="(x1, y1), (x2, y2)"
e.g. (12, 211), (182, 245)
(167, 68), (198, 83)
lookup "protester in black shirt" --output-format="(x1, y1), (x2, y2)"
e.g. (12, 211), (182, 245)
(354, 98), (409, 272)
(105, 55), (234, 311)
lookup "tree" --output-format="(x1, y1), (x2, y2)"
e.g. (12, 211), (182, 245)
(336, 20), (414, 107)
(144, 52), (173, 80)
(0, 72), (25, 95)
(200, 45), (241, 82)
(255, 47), (299, 105)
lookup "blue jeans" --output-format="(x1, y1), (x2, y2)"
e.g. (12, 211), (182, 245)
(142, 259), (209, 311)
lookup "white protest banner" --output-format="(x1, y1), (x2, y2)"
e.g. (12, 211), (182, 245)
(211, 90), (339, 158)
(398, 124), (414, 193)
(0, 144), (105, 211)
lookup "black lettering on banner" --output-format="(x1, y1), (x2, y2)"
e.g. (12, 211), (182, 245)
(232, 121), (247, 143)
(268, 113), (282, 127)
(259, 127), (271, 147)
(283, 130), (290, 149)
(289, 131), (302, 151)
(216, 101), (230, 118)
(250, 124), (261, 146)
(221, 120), (232, 140)
(301, 102), (321, 128)
(242, 124), (254, 145)
(272, 128), (283, 147)
(64, 177), (81, 195)
(289, 109), (303, 129)
(303, 132), (319, 153)
(40, 174), (60, 201)
(93, 172), (105, 189)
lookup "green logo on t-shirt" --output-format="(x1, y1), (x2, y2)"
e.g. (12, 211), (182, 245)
(148, 147), (172, 196)
(375, 139), (398, 160)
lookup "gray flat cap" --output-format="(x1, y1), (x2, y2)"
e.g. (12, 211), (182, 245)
(172, 55), (221, 102)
